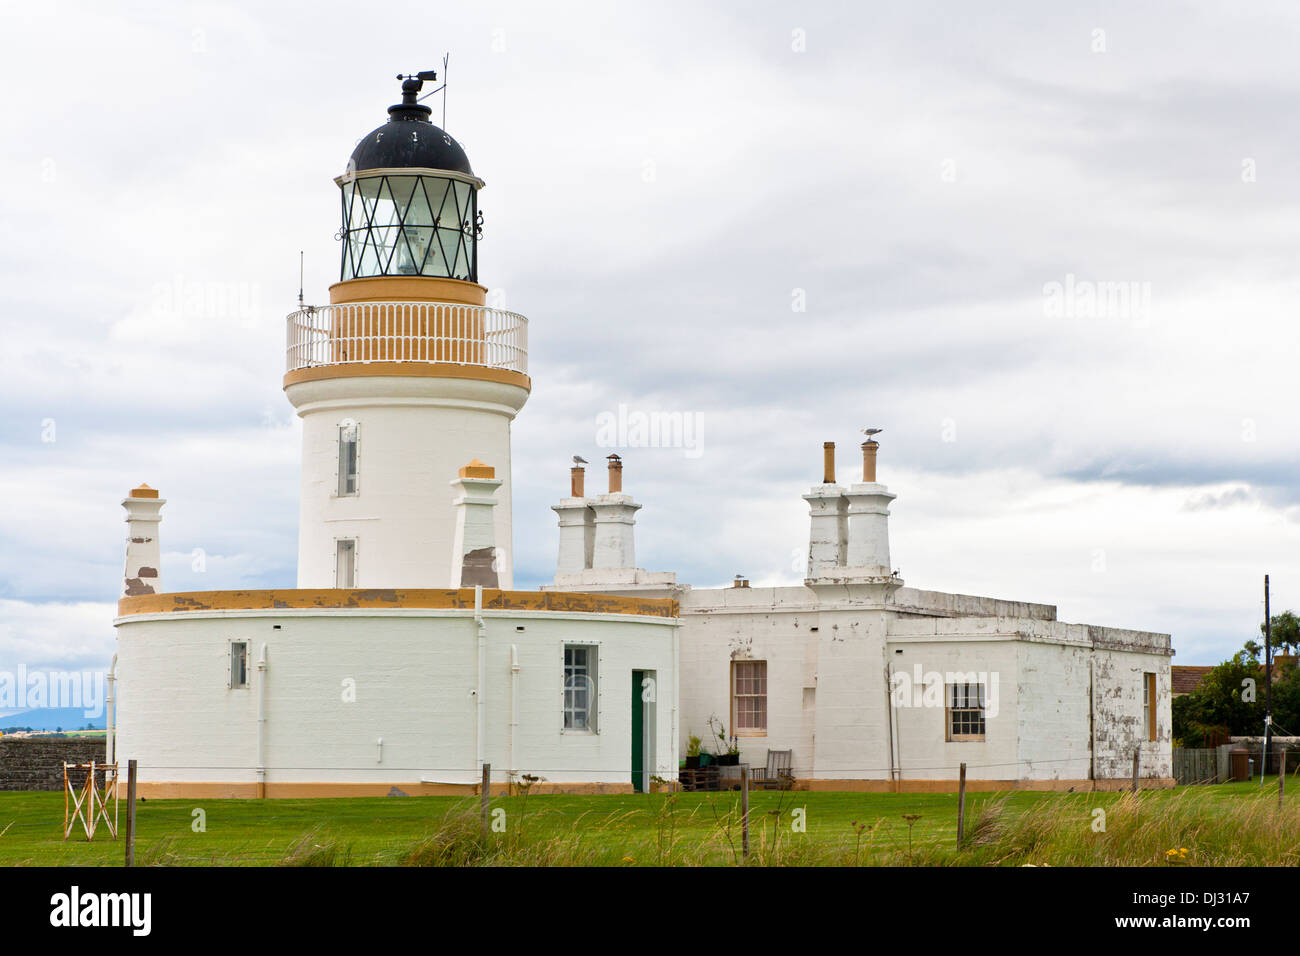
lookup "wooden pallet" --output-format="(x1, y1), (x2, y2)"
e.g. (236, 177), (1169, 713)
(677, 767), (721, 792)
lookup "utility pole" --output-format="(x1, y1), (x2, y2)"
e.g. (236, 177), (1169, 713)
(1262, 575), (1272, 788)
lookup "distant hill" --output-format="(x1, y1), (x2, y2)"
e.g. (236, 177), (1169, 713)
(0, 708), (106, 732)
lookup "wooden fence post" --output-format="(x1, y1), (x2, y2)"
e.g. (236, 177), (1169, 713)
(480, 763), (491, 840)
(1131, 748), (1140, 793)
(957, 762), (967, 848)
(740, 765), (750, 861)
(124, 759), (137, 868)
(1280, 750), (1286, 809)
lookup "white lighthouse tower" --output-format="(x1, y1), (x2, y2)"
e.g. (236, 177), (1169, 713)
(111, 74), (680, 798)
(285, 75), (530, 589)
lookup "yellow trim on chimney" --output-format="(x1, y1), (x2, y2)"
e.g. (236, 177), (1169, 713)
(458, 459), (495, 479)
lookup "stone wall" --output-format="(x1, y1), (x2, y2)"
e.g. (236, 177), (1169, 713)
(0, 737), (105, 791)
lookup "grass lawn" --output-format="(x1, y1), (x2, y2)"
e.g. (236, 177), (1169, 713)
(1, 778), (1294, 866)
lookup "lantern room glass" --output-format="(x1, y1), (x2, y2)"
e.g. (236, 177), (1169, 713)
(339, 174), (478, 281)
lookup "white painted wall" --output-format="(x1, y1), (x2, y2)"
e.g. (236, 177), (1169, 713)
(114, 608), (678, 788)
(678, 583), (1174, 785)
(286, 374), (528, 590)
(678, 587), (821, 776)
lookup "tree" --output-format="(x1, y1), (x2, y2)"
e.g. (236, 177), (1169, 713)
(1171, 651), (1265, 745)
(1261, 610), (1300, 656)
(1244, 639), (1262, 663)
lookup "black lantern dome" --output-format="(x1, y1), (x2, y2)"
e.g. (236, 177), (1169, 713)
(348, 78), (475, 176)
(337, 74), (482, 283)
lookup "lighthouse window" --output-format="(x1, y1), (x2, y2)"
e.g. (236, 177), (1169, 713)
(563, 645), (598, 733)
(337, 423), (359, 496)
(339, 174), (477, 282)
(336, 539), (357, 588)
(229, 642), (249, 690)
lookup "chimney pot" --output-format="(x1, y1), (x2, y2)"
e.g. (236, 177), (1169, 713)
(822, 442), (836, 484)
(861, 440), (879, 482)
(607, 454), (623, 493)
(570, 465), (585, 498)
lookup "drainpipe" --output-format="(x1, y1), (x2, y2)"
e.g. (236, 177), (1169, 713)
(474, 585), (486, 779)
(1088, 659), (1096, 786)
(509, 644), (520, 786)
(883, 657), (897, 789)
(672, 621), (680, 778)
(256, 643), (268, 799)
(105, 654), (117, 766)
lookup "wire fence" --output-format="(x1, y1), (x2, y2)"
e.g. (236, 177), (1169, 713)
(5, 756), (1296, 870)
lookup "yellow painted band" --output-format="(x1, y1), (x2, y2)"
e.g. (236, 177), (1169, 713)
(118, 587), (677, 619)
(329, 276), (487, 306)
(282, 362), (531, 391)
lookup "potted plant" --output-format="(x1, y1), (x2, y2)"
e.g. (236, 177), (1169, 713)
(685, 734), (702, 769)
(708, 714), (741, 766)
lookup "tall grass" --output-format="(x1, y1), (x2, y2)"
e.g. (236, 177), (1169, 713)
(952, 786), (1300, 867)
(45, 785), (1291, 867)
(383, 786), (1300, 867)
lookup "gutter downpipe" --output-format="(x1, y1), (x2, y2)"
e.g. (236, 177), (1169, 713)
(672, 616), (681, 779)
(106, 654), (117, 767)
(509, 644), (520, 788)
(1088, 658), (1096, 789)
(884, 659), (898, 792)
(256, 643), (268, 799)
(475, 585), (486, 782)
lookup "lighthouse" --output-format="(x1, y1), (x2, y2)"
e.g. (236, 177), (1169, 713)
(285, 74), (530, 589)
(108, 72), (1172, 801)
(111, 74), (680, 797)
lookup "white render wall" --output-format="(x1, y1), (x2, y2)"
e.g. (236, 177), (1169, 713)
(287, 374), (528, 591)
(678, 587), (822, 776)
(113, 608), (678, 789)
(886, 638), (1021, 782)
(677, 583), (1173, 785)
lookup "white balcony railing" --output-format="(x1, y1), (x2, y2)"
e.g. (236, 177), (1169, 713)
(286, 302), (528, 375)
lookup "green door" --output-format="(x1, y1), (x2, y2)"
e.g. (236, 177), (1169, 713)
(631, 670), (645, 792)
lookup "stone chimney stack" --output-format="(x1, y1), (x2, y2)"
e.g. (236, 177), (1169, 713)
(449, 460), (503, 588)
(122, 483), (165, 597)
(592, 455), (639, 569)
(553, 462), (595, 575)
(803, 443), (847, 576)
(845, 439), (896, 572)
(548, 455), (676, 593)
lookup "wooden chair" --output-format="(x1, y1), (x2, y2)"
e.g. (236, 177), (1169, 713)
(751, 749), (794, 790)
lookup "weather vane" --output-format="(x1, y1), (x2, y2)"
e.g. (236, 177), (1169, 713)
(398, 54), (451, 127)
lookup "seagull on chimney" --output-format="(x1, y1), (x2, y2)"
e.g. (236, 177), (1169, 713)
(572, 455), (588, 465)
(862, 428), (883, 440)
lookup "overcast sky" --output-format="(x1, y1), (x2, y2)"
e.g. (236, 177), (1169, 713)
(2, 0), (1298, 678)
